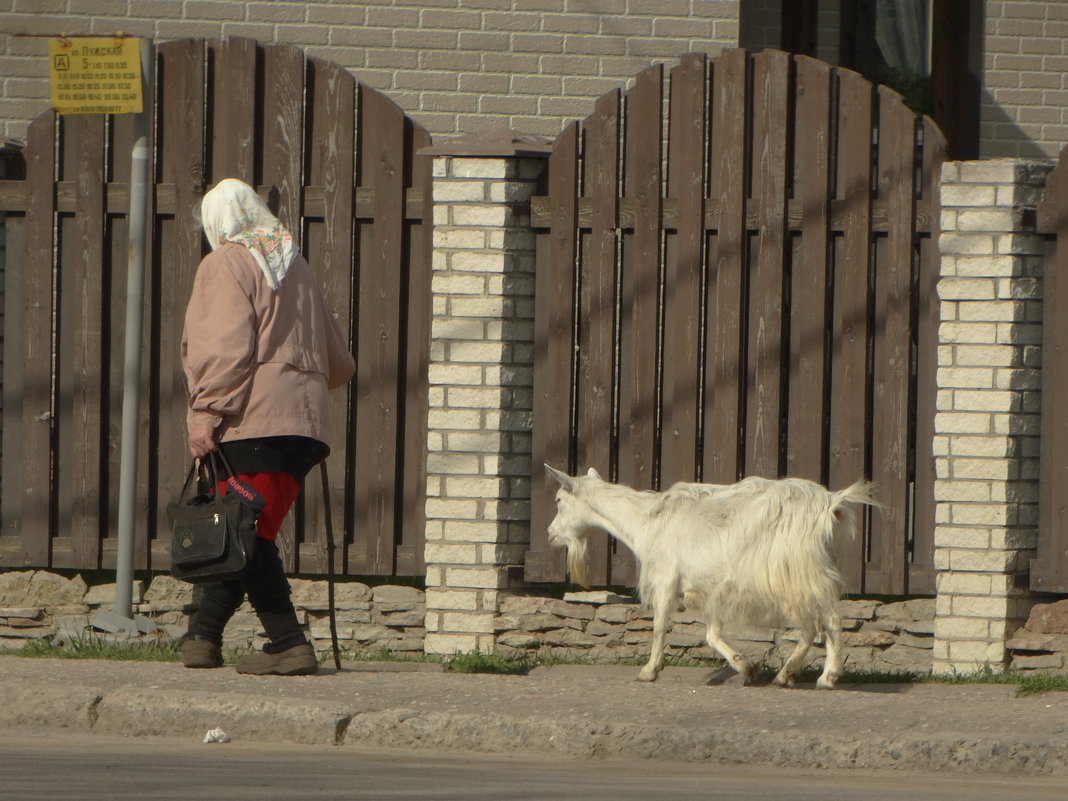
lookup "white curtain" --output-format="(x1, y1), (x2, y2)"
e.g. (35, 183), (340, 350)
(875, 0), (930, 76)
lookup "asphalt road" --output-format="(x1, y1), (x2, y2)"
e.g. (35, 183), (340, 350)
(3, 733), (1066, 801)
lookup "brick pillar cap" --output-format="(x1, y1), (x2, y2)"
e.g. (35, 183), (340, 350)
(419, 129), (551, 158)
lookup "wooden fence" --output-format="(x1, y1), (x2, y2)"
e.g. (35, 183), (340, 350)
(0, 38), (432, 577)
(1035, 147), (1068, 593)
(525, 49), (945, 595)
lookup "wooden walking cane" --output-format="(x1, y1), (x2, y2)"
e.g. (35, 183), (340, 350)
(319, 460), (342, 669)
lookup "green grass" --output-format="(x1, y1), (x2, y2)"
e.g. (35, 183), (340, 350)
(5, 637), (1068, 692)
(796, 665), (918, 685)
(444, 651), (535, 675)
(922, 665), (1068, 696)
(11, 634), (182, 662)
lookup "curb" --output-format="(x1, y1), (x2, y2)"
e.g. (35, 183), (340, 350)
(4, 657), (1068, 776)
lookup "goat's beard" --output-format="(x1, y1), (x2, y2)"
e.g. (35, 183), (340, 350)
(564, 537), (589, 588)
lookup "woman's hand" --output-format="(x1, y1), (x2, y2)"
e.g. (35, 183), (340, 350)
(187, 422), (218, 458)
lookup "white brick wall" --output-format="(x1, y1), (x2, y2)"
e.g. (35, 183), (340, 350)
(421, 148), (543, 655)
(933, 158), (1052, 675)
(0, 0), (737, 143)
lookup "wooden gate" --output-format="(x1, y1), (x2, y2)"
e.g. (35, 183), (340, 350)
(0, 38), (432, 577)
(526, 49), (944, 595)
(1035, 148), (1068, 593)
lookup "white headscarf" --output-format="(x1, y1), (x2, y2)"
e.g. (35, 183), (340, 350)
(199, 178), (297, 290)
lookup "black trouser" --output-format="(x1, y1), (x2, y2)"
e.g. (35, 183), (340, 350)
(190, 537), (306, 652)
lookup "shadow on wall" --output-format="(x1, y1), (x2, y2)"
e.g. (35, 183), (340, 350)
(980, 90), (1060, 162)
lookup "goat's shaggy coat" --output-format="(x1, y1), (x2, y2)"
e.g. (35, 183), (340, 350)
(544, 466), (880, 689)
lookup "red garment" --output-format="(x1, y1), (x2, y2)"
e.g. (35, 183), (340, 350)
(216, 470), (300, 541)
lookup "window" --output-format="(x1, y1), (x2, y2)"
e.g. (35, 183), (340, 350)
(740, 0), (982, 159)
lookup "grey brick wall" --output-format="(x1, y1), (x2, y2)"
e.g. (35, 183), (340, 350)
(0, 0), (739, 143)
(7, 2), (1068, 161)
(983, 0), (1068, 160)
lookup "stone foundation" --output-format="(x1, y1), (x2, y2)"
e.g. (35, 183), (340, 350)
(0, 570), (427, 657)
(495, 592), (935, 675)
(0, 570), (935, 674)
(1006, 599), (1068, 673)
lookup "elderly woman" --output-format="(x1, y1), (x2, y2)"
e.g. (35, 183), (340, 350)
(179, 178), (355, 675)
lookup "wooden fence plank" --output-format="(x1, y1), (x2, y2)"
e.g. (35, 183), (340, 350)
(746, 49), (791, 479)
(615, 63), (662, 586)
(527, 122), (578, 583)
(259, 43), (306, 572)
(910, 117), (946, 595)
(157, 39), (206, 569)
(352, 87), (405, 577)
(0, 120), (28, 563)
(21, 111), (58, 565)
(788, 56), (833, 484)
(54, 140), (77, 566)
(68, 114), (107, 569)
(867, 87), (917, 595)
(262, 44), (305, 241)
(209, 37), (256, 183)
(829, 68), (873, 592)
(661, 53), (707, 488)
(0, 212), (26, 553)
(302, 56), (356, 574)
(704, 49), (749, 484)
(862, 90), (914, 598)
(578, 88), (621, 587)
(398, 121), (434, 576)
(1034, 147), (1068, 592)
(618, 63), (662, 493)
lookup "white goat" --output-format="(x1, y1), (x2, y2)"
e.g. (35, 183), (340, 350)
(544, 465), (880, 689)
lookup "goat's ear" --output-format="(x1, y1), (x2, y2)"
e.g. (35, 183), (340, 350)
(545, 464), (574, 491)
(587, 467), (602, 480)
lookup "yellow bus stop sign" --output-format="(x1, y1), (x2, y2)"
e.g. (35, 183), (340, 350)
(48, 36), (142, 114)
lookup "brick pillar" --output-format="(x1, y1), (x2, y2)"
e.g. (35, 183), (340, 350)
(933, 159), (1052, 675)
(419, 132), (549, 655)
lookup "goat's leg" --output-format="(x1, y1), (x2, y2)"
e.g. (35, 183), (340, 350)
(773, 623), (815, 688)
(816, 610), (844, 690)
(703, 623), (754, 684)
(637, 591), (674, 682)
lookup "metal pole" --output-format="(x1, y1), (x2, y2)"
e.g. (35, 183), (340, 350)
(114, 38), (152, 621)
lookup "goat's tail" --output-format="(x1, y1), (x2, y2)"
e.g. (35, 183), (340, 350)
(832, 480), (882, 513)
(827, 480), (882, 542)
(778, 480), (883, 624)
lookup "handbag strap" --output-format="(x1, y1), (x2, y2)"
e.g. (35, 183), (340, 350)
(177, 460), (201, 502)
(199, 450), (266, 513)
(206, 449), (236, 480)
(176, 456), (228, 508)
(176, 451), (239, 507)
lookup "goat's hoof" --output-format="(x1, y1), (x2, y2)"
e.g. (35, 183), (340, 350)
(816, 674), (840, 690)
(734, 660), (755, 684)
(732, 668), (754, 686)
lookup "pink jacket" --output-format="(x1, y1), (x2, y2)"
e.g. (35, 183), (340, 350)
(182, 243), (356, 445)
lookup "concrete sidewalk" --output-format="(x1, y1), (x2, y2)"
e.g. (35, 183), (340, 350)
(2, 655), (1066, 775)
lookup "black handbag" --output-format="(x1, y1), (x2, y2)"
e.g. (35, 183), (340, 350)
(169, 451), (263, 583)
